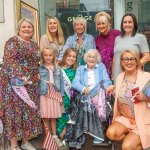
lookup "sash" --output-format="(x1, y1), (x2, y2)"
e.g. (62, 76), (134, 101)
(12, 86), (37, 109)
(61, 68), (72, 99)
(90, 82), (106, 121)
(40, 79), (62, 103)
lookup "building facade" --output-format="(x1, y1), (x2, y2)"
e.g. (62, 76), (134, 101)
(0, 0), (149, 69)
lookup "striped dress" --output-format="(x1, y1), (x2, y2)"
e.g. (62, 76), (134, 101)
(40, 67), (64, 118)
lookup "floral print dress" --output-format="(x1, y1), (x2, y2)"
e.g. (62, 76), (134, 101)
(0, 36), (42, 140)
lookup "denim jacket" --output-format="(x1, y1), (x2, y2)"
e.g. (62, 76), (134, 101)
(60, 33), (96, 60)
(38, 64), (64, 96)
(72, 63), (112, 93)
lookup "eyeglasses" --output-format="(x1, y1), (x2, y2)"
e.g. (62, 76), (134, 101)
(122, 57), (136, 63)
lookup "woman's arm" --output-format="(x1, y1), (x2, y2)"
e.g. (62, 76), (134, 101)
(140, 52), (150, 66)
(40, 35), (49, 51)
(58, 37), (71, 61)
(3, 37), (23, 78)
(72, 67), (86, 93)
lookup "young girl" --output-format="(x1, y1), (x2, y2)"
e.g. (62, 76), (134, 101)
(56, 48), (78, 140)
(39, 48), (64, 147)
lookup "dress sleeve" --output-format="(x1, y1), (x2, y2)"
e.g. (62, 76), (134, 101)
(101, 63), (112, 88)
(139, 34), (149, 53)
(40, 35), (49, 51)
(72, 66), (85, 92)
(58, 37), (71, 61)
(3, 37), (23, 78)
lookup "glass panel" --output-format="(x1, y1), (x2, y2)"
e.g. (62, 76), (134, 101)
(56, 0), (113, 39)
(39, 0), (113, 40)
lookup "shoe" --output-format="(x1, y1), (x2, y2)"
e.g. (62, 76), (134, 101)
(62, 139), (69, 150)
(13, 146), (21, 150)
(93, 137), (103, 144)
(53, 137), (64, 147)
(93, 140), (112, 147)
(21, 141), (36, 150)
(67, 119), (75, 124)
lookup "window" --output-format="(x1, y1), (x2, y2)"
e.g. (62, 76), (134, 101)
(39, 0), (113, 40)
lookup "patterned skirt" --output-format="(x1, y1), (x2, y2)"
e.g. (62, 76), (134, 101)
(1, 82), (42, 140)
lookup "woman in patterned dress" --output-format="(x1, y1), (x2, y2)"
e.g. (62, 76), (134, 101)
(56, 48), (78, 139)
(107, 50), (150, 149)
(40, 16), (65, 63)
(0, 19), (42, 150)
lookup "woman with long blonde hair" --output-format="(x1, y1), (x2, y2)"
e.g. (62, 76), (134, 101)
(40, 16), (65, 62)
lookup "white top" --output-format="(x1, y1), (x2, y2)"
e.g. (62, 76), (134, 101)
(114, 33), (149, 82)
(82, 68), (96, 92)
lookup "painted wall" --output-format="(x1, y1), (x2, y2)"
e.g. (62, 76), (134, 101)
(0, 0), (16, 59)
(0, 0), (39, 60)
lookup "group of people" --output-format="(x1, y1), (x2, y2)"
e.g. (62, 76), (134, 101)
(0, 11), (150, 150)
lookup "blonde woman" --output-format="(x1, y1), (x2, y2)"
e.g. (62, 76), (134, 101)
(107, 50), (150, 150)
(62, 17), (96, 65)
(94, 11), (121, 78)
(40, 16), (65, 62)
(0, 18), (42, 150)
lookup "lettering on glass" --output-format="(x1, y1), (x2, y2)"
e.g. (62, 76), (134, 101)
(126, 2), (133, 12)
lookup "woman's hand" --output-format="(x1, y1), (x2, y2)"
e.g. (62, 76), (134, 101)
(84, 87), (90, 95)
(135, 91), (150, 102)
(21, 76), (28, 85)
(106, 85), (115, 96)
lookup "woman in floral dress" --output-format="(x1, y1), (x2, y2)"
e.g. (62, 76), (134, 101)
(0, 19), (42, 150)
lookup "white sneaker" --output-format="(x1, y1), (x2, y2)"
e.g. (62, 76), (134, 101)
(21, 141), (36, 150)
(67, 119), (75, 124)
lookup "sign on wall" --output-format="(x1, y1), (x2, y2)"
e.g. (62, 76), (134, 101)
(0, 0), (4, 22)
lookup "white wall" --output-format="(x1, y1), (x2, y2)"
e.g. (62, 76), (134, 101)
(0, 0), (16, 59)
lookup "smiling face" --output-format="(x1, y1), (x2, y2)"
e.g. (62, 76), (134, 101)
(48, 18), (58, 33)
(123, 16), (134, 36)
(86, 53), (97, 69)
(42, 49), (55, 66)
(19, 21), (33, 41)
(121, 52), (137, 73)
(74, 21), (85, 35)
(96, 16), (110, 35)
(65, 51), (77, 68)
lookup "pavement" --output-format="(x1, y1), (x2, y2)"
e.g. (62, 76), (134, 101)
(29, 134), (122, 150)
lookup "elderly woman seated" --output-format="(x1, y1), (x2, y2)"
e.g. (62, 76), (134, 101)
(65, 49), (114, 149)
